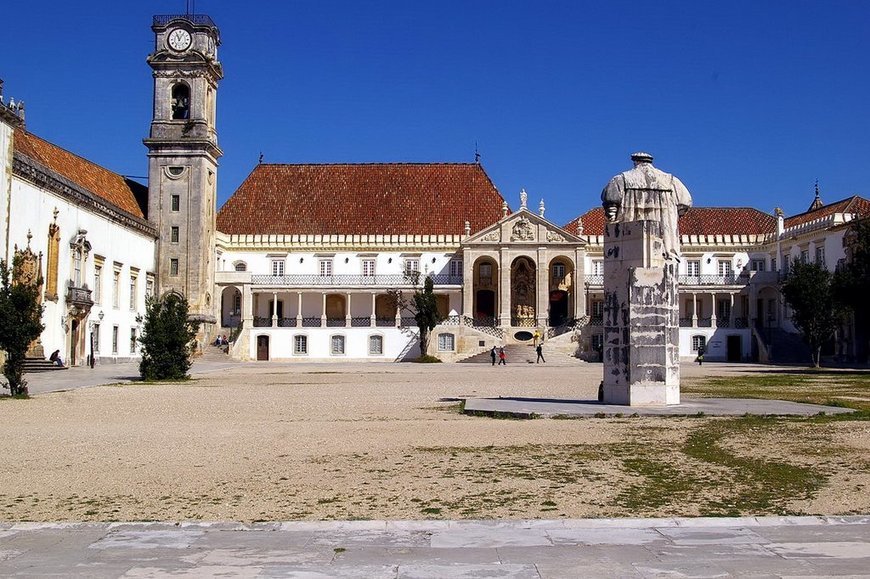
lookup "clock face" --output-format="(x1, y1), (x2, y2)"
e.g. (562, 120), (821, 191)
(168, 28), (192, 51)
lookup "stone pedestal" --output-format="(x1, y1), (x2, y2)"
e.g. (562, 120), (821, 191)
(602, 220), (680, 405)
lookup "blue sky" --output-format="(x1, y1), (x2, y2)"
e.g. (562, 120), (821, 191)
(3, 1), (869, 227)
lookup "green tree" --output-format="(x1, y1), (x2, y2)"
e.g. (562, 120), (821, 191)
(412, 275), (443, 357)
(138, 292), (200, 380)
(0, 257), (45, 397)
(832, 218), (870, 363)
(780, 261), (843, 367)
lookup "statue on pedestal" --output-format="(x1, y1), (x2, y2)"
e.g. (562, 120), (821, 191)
(601, 152), (692, 260)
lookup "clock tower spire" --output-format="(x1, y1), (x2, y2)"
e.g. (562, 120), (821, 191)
(144, 13), (222, 340)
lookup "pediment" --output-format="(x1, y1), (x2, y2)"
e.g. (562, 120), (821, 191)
(463, 208), (585, 246)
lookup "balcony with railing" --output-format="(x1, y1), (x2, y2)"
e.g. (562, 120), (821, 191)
(65, 283), (94, 310)
(250, 273), (463, 287)
(585, 273), (757, 287)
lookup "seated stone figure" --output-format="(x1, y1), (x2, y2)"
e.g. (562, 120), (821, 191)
(601, 152), (692, 260)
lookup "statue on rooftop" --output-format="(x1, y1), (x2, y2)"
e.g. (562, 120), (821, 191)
(601, 152), (692, 260)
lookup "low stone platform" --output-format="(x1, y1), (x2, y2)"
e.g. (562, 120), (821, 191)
(463, 396), (856, 418)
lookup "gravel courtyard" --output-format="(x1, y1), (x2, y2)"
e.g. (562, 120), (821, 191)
(1, 361), (867, 522)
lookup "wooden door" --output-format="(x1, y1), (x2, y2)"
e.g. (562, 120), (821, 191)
(256, 335), (269, 361)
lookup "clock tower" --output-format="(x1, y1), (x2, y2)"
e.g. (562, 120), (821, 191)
(145, 14), (222, 339)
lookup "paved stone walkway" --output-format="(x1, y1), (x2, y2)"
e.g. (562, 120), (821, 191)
(1, 517), (868, 577)
(463, 396), (856, 418)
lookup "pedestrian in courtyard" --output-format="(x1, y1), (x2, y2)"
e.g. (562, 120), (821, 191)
(536, 343), (546, 363)
(533, 329), (541, 347)
(490, 346), (497, 366)
(49, 349), (64, 367)
(697, 344), (705, 365)
(498, 346), (506, 365)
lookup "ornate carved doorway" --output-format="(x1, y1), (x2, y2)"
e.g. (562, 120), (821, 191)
(510, 257), (536, 326)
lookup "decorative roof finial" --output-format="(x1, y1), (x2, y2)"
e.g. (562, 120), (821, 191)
(464, 220), (471, 237)
(52, 207), (59, 222)
(258, 152), (264, 164)
(26, 229), (32, 248)
(539, 199), (545, 218)
(808, 180), (823, 211)
(501, 200), (509, 218)
(474, 141), (480, 164)
(519, 188), (527, 209)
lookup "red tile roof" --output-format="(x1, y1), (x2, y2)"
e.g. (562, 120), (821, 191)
(13, 129), (146, 219)
(217, 163), (505, 236)
(784, 196), (870, 229)
(564, 207), (776, 237)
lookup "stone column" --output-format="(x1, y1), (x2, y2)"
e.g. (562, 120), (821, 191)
(729, 293), (735, 327)
(370, 293), (376, 327)
(574, 248), (586, 321)
(499, 249), (511, 327)
(602, 220), (680, 406)
(710, 293), (717, 329)
(346, 293), (352, 328)
(462, 254), (474, 320)
(296, 292), (303, 326)
(536, 247), (548, 329)
(321, 293), (327, 328)
(692, 292), (698, 327)
(242, 285), (254, 327)
(271, 291), (278, 327)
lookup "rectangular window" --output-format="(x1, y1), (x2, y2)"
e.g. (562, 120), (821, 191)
(801, 249), (809, 264)
(170, 226), (179, 243)
(438, 333), (455, 352)
(233, 293), (241, 315)
(750, 259), (765, 272)
(591, 333), (604, 352)
(170, 195), (180, 212)
(330, 335), (345, 355)
(93, 323), (101, 353)
(404, 258), (419, 274)
(318, 259), (332, 277)
(170, 258), (179, 276)
(553, 263), (566, 280)
(717, 299), (731, 321)
(479, 263), (492, 282)
(449, 259), (463, 278)
(130, 328), (137, 354)
(783, 255), (791, 273)
(686, 260), (700, 277)
(112, 267), (121, 308)
(73, 249), (83, 287)
(717, 260), (731, 277)
(692, 335), (707, 352)
(129, 274), (138, 311)
(362, 259), (376, 277)
(815, 246), (825, 267)
(771, 257), (777, 272)
(591, 300), (604, 319)
(146, 275), (155, 298)
(94, 265), (102, 304)
(293, 335), (308, 355)
(271, 260), (285, 277)
(369, 335), (383, 355)
(112, 326), (119, 355)
(592, 260), (603, 276)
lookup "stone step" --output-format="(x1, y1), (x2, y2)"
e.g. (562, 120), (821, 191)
(22, 358), (68, 373)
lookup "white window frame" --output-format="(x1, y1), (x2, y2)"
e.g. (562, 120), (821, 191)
(362, 259), (376, 277)
(592, 260), (604, 276)
(438, 333), (455, 352)
(271, 259), (285, 277)
(692, 335), (706, 352)
(368, 334), (384, 355)
(234, 261), (247, 272)
(112, 267), (121, 308)
(686, 260), (700, 277)
(717, 259), (731, 277)
(130, 327), (137, 354)
(129, 273), (138, 311)
(449, 259), (463, 278)
(815, 246), (825, 266)
(145, 275), (155, 298)
(319, 259), (333, 277)
(93, 323), (101, 353)
(553, 263), (566, 280)
(293, 334), (308, 355)
(800, 249), (809, 264)
(591, 300), (604, 319)
(404, 258), (420, 275)
(93, 264), (102, 305)
(330, 334), (346, 356)
(112, 325), (119, 355)
(750, 259), (765, 272)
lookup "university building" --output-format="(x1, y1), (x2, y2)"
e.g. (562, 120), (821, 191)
(0, 13), (866, 367)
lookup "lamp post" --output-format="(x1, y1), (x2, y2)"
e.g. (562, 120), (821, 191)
(89, 310), (104, 369)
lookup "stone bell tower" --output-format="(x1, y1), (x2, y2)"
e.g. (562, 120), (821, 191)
(144, 13), (222, 338)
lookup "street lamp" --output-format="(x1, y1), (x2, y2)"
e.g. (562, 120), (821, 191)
(89, 310), (104, 369)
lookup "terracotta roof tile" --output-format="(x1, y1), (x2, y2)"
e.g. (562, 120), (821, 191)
(564, 207), (776, 237)
(217, 163), (505, 236)
(13, 129), (146, 219)
(784, 196), (870, 229)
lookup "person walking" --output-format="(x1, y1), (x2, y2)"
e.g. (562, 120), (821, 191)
(533, 329), (541, 347)
(498, 346), (507, 365)
(697, 344), (705, 365)
(536, 343), (546, 363)
(489, 346), (497, 366)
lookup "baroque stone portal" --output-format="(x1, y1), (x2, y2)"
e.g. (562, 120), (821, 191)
(600, 153), (692, 405)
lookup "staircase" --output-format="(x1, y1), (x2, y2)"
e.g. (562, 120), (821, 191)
(459, 344), (584, 366)
(23, 358), (68, 373)
(766, 328), (813, 365)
